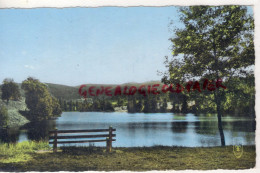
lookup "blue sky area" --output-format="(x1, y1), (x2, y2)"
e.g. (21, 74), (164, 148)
(0, 7), (253, 86)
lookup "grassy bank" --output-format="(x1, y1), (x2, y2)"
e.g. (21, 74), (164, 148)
(0, 141), (51, 163)
(0, 141), (255, 171)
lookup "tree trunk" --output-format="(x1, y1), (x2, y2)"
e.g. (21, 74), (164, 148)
(172, 100), (175, 112)
(215, 93), (226, 146)
(212, 30), (225, 146)
(181, 95), (188, 113)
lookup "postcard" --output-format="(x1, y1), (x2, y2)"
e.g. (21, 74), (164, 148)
(0, 0), (258, 172)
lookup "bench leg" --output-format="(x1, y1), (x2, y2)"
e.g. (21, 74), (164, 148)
(53, 129), (58, 153)
(106, 138), (112, 153)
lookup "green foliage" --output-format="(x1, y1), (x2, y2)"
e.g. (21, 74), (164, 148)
(150, 97), (158, 113)
(135, 100), (143, 112)
(21, 77), (62, 120)
(160, 99), (168, 113)
(0, 106), (9, 128)
(223, 75), (255, 116)
(0, 141), (51, 163)
(143, 98), (151, 113)
(164, 6), (254, 81)
(117, 98), (124, 107)
(142, 96), (158, 113)
(1, 78), (21, 103)
(104, 101), (114, 111)
(163, 6), (254, 115)
(91, 100), (101, 111)
(127, 98), (136, 113)
(51, 97), (62, 116)
(188, 90), (217, 114)
(126, 95), (171, 113)
(60, 98), (115, 112)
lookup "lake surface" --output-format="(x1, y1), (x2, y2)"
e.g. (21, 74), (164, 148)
(0, 112), (255, 147)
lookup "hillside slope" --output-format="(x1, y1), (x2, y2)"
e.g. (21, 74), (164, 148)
(46, 80), (163, 100)
(46, 83), (80, 100)
(0, 98), (29, 127)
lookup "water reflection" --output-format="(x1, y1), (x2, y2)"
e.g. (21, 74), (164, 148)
(0, 128), (20, 143)
(171, 122), (188, 133)
(21, 120), (56, 141)
(0, 120), (56, 144)
(223, 121), (256, 132)
(0, 112), (256, 147)
(195, 121), (218, 135)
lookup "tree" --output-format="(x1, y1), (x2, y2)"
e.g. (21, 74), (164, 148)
(69, 100), (73, 111)
(162, 6), (254, 146)
(150, 97), (158, 113)
(136, 99), (143, 112)
(104, 101), (114, 111)
(127, 97), (137, 113)
(58, 99), (63, 110)
(63, 100), (67, 111)
(21, 77), (62, 120)
(92, 99), (101, 111)
(160, 98), (168, 112)
(223, 74), (255, 117)
(100, 99), (105, 111)
(1, 78), (21, 103)
(75, 100), (79, 111)
(52, 97), (62, 116)
(117, 98), (123, 107)
(143, 97), (151, 113)
(0, 106), (8, 128)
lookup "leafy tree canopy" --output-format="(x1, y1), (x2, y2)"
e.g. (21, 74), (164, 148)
(21, 77), (62, 121)
(162, 6), (254, 84)
(1, 78), (21, 103)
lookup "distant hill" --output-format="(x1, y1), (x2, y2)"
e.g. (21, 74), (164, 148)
(1, 80), (164, 101)
(47, 80), (164, 100)
(45, 83), (80, 100)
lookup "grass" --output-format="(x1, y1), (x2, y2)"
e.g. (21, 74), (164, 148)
(0, 141), (51, 163)
(0, 142), (256, 171)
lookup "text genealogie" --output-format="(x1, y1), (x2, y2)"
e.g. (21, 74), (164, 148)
(78, 79), (227, 98)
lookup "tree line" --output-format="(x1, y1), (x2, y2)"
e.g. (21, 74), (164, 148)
(0, 75), (254, 118)
(58, 99), (114, 112)
(127, 96), (168, 113)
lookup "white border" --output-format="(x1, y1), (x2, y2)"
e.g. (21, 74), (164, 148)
(0, 0), (259, 173)
(0, 0), (257, 8)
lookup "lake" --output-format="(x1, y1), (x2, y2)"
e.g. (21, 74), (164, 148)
(0, 112), (255, 147)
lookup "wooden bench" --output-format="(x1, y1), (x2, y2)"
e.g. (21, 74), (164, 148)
(49, 126), (116, 153)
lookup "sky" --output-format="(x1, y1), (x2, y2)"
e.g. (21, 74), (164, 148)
(0, 6), (253, 86)
(0, 7), (183, 86)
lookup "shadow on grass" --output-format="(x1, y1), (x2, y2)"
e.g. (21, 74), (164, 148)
(60, 146), (105, 155)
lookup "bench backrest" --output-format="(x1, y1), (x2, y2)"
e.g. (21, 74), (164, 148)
(49, 127), (116, 152)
